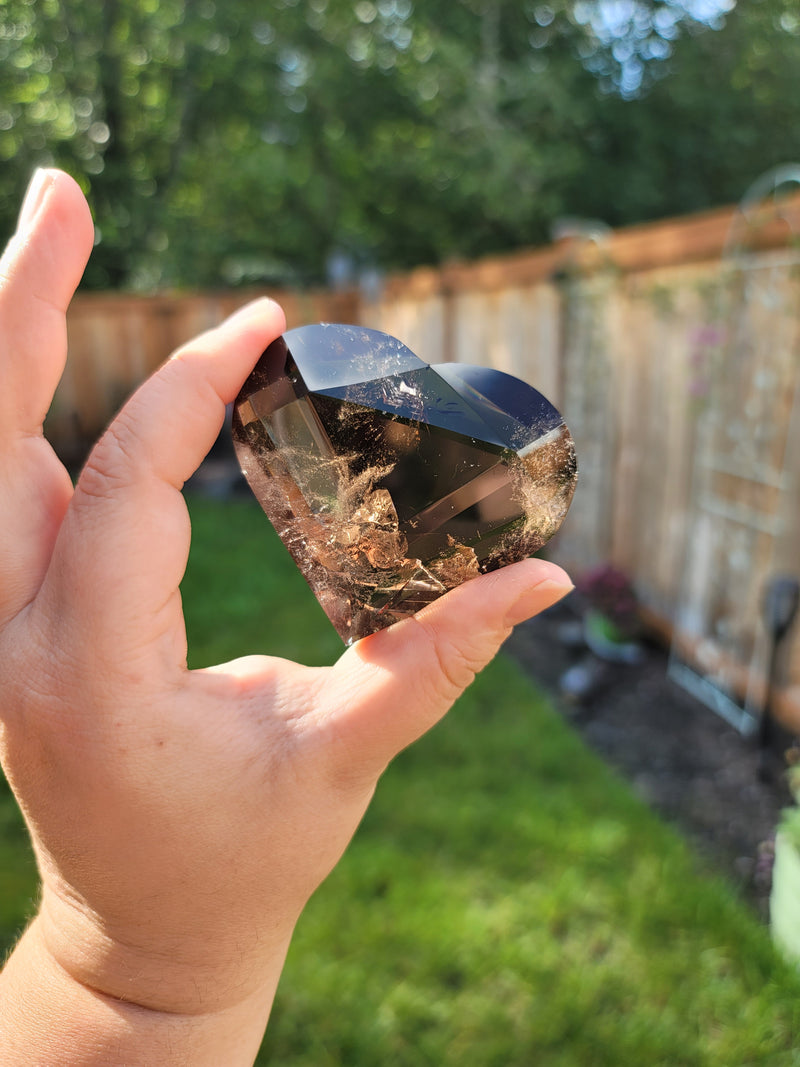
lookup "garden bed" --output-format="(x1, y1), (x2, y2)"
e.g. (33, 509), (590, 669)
(506, 599), (791, 917)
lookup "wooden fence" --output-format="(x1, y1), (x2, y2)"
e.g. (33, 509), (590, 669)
(52, 288), (360, 464)
(360, 197), (800, 731)
(54, 194), (800, 729)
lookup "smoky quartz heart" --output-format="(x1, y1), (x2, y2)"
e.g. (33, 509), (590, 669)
(232, 324), (577, 643)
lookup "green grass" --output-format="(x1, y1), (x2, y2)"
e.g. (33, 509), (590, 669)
(0, 780), (39, 957)
(3, 495), (800, 1063)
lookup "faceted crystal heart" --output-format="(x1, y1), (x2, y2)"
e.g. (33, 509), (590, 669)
(232, 324), (577, 643)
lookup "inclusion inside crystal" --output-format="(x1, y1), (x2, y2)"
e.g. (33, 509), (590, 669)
(232, 324), (577, 643)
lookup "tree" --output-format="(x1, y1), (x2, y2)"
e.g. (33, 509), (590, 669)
(568, 0), (800, 227)
(3, 0), (799, 290)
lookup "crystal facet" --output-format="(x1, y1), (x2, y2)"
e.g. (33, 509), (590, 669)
(232, 324), (577, 643)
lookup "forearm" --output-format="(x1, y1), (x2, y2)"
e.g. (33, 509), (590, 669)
(0, 918), (280, 1066)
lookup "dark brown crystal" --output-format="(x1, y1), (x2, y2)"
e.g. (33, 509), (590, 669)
(232, 324), (577, 643)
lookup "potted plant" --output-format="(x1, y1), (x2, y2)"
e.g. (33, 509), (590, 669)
(574, 564), (642, 664)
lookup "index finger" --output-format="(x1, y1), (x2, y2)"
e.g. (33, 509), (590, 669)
(39, 299), (287, 661)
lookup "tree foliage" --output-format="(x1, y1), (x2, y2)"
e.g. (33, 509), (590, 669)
(2, 0), (799, 289)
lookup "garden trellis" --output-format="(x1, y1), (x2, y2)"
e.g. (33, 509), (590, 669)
(670, 169), (800, 733)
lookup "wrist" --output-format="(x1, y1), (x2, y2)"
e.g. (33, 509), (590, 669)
(34, 885), (293, 1017)
(0, 915), (284, 1066)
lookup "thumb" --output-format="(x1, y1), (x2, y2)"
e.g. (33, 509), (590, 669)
(320, 558), (572, 781)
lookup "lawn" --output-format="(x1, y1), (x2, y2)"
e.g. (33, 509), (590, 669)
(2, 495), (800, 1064)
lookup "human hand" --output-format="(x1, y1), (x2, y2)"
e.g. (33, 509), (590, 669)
(0, 170), (572, 1064)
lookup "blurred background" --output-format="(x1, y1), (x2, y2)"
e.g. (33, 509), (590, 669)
(6, 0), (799, 733)
(5, 3), (800, 1061)
(1, 0), (798, 290)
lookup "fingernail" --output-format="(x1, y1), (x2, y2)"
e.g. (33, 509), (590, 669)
(505, 575), (574, 628)
(17, 168), (53, 233)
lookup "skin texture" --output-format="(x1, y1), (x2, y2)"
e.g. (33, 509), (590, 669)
(0, 170), (573, 1065)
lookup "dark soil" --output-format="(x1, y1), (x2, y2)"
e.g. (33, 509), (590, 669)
(506, 598), (795, 918)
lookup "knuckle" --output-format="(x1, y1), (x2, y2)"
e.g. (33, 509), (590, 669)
(415, 616), (509, 704)
(416, 619), (477, 702)
(300, 714), (377, 801)
(327, 746), (381, 800)
(76, 411), (139, 502)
